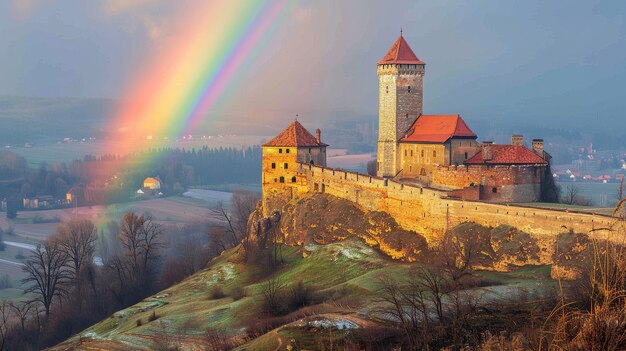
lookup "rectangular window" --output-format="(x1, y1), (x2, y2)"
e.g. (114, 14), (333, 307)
(433, 150), (437, 158)
(271, 163), (276, 169)
(464, 152), (468, 160)
(279, 148), (283, 154)
(286, 149), (290, 154)
(404, 150), (407, 157)
(492, 187), (498, 193)
(421, 150), (424, 158)
(284, 163), (288, 169)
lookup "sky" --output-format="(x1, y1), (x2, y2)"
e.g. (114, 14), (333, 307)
(0, 0), (625, 131)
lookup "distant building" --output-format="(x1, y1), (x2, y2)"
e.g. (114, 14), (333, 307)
(143, 177), (162, 190)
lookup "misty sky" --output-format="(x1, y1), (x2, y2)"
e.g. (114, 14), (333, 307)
(1, 0), (625, 130)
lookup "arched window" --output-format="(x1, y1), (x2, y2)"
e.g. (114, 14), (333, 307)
(279, 176), (285, 183)
(291, 176), (296, 183)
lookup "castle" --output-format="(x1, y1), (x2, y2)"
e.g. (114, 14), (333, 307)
(261, 34), (616, 243)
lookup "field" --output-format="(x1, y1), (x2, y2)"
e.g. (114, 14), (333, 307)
(556, 180), (621, 207)
(0, 189), (237, 300)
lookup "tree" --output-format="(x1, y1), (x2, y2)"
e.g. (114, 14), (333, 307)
(208, 189), (260, 252)
(0, 301), (9, 351)
(562, 184), (579, 205)
(52, 218), (97, 284)
(367, 158), (377, 176)
(116, 212), (165, 288)
(22, 241), (71, 318)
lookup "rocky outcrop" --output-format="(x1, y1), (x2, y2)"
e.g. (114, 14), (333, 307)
(251, 193), (597, 276)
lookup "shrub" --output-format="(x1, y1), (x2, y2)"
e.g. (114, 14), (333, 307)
(230, 286), (246, 301)
(288, 280), (314, 311)
(148, 311), (158, 322)
(136, 319), (142, 327)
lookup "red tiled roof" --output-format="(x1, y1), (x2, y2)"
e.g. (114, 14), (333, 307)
(378, 35), (425, 65)
(465, 145), (548, 165)
(263, 121), (328, 147)
(400, 115), (477, 143)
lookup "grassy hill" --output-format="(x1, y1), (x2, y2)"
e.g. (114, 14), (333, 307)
(51, 237), (555, 350)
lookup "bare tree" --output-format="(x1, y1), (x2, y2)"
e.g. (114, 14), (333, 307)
(22, 241), (71, 318)
(367, 158), (377, 176)
(10, 302), (32, 333)
(562, 184), (579, 205)
(208, 189), (260, 252)
(51, 218), (97, 287)
(0, 301), (10, 351)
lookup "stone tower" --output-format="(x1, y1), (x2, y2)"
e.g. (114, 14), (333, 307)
(377, 34), (425, 177)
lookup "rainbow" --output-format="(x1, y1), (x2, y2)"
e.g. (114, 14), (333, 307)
(106, 0), (296, 153)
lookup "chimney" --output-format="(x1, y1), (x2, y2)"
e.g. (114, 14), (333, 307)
(532, 139), (544, 158)
(511, 134), (524, 146)
(316, 128), (321, 144)
(482, 141), (493, 161)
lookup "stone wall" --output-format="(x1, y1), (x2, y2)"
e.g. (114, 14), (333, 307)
(295, 163), (620, 245)
(431, 165), (544, 202)
(376, 63), (424, 177)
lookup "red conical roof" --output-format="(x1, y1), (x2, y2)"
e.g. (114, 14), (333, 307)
(378, 35), (425, 65)
(263, 121), (328, 147)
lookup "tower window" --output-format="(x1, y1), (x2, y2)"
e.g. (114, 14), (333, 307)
(284, 163), (288, 169)
(279, 148), (283, 154)
(408, 86), (411, 93)
(279, 176), (285, 183)
(271, 162), (276, 169)
(291, 176), (296, 183)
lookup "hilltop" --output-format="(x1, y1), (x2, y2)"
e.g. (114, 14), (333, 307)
(51, 193), (567, 350)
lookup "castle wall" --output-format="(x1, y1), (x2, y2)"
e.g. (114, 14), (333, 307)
(449, 138), (480, 165)
(295, 163), (619, 245)
(398, 142), (446, 179)
(296, 147), (326, 166)
(431, 165), (544, 202)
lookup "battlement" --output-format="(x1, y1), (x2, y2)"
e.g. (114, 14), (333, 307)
(292, 163), (620, 245)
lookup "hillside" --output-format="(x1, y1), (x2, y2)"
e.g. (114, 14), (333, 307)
(50, 194), (567, 350)
(51, 241), (555, 350)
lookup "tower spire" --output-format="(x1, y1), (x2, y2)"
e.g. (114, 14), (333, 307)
(400, 27), (403, 37)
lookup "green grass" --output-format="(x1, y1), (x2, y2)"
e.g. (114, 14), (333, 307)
(51, 239), (558, 351)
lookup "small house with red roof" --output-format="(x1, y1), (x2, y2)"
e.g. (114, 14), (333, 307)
(261, 121), (327, 213)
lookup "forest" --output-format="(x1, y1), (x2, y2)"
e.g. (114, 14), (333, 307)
(0, 146), (261, 206)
